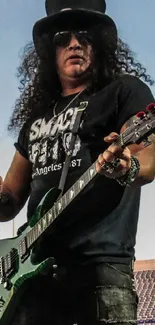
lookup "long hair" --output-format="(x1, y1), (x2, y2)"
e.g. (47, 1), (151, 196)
(8, 24), (154, 133)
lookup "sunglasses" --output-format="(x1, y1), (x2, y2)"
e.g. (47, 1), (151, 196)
(53, 30), (92, 47)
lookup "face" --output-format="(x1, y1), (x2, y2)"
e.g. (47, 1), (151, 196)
(55, 31), (93, 81)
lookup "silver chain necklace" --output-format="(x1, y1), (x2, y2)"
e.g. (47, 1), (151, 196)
(53, 89), (84, 118)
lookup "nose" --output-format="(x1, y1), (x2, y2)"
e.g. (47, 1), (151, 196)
(67, 35), (82, 51)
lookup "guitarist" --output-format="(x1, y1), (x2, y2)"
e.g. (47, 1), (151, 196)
(0, 0), (155, 324)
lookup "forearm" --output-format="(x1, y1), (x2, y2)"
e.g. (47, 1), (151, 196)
(131, 148), (155, 186)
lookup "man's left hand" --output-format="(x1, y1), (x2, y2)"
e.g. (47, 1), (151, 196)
(96, 132), (131, 179)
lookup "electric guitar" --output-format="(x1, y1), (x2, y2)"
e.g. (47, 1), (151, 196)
(0, 104), (155, 325)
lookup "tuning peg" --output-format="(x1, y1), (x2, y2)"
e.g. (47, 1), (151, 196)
(136, 111), (146, 119)
(146, 103), (155, 112)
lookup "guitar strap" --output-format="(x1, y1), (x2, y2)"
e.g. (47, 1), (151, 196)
(58, 102), (86, 196)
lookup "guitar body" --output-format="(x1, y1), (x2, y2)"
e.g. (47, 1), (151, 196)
(0, 187), (60, 325)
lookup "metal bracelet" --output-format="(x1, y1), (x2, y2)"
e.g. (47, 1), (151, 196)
(116, 156), (140, 186)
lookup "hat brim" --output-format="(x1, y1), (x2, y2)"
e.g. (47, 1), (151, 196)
(33, 9), (117, 46)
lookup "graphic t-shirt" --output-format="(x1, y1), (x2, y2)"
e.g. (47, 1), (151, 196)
(15, 75), (154, 265)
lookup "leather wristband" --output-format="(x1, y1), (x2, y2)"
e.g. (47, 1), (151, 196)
(116, 156), (140, 186)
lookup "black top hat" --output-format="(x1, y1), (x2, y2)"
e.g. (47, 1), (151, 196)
(33, 0), (117, 50)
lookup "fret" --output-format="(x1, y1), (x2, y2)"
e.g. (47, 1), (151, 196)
(28, 229), (33, 247)
(29, 231), (34, 247)
(42, 216), (47, 230)
(63, 190), (67, 210)
(26, 232), (32, 248)
(60, 195), (66, 212)
(83, 171), (88, 186)
(31, 227), (36, 244)
(64, 189), (70, 208)
(89, 165), (96, 180)
(31, 227), (36, 243)
(52, 204), (58, 221)
(40, 217), (45, 231)
(47, 209), (54, 224)
(36, 221), (42, 237)
(37, 219), (42, 235)
(69, 188), (75, 200)
(53, 204), (57, 221)
(74, 180), (80, 196)
(44, 212), (49, 228)
(57, 199), (63, 214)
(85, 168), (91, 184)
(76, 179), (83, 196)
(32, 226), (37, 242)
(78, 179), (85, 190)
(35, 221), (40, 239)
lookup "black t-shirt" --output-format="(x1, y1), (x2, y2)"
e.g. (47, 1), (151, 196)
(15, 75), (154, 265)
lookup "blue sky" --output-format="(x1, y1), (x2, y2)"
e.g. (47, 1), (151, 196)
(0, 0), (155, 260)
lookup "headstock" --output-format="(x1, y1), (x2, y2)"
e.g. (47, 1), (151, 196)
(120, 103), (155, 147)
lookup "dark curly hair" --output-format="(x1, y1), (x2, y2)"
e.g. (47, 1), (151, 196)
(8, 24), (154, 133)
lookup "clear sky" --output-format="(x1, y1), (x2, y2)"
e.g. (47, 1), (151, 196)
(0, 0), (155, 260)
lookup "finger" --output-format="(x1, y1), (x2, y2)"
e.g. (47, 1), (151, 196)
(98, 150), (129, 170)
(96, 160), (103, 173)
(102, 150), (116, 163)
(104, 146), (131, 169)
(118, 147), (131, 164)
(98, 150), (116, 167)
(104, 132), (119, 143)
(119, 153), (131, 162)
(104, 144), (123, 156)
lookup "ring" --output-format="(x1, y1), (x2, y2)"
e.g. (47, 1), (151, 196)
(111, 158), (121, 169)
(101, 161), (114, 174)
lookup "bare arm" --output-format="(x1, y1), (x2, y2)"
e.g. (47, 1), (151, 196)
(0, 151), (32, 221)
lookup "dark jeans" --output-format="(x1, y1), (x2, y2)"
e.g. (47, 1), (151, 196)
(12, 262), (138, 325)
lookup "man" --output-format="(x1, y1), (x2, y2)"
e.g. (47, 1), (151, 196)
(0, 0), (155, 324)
